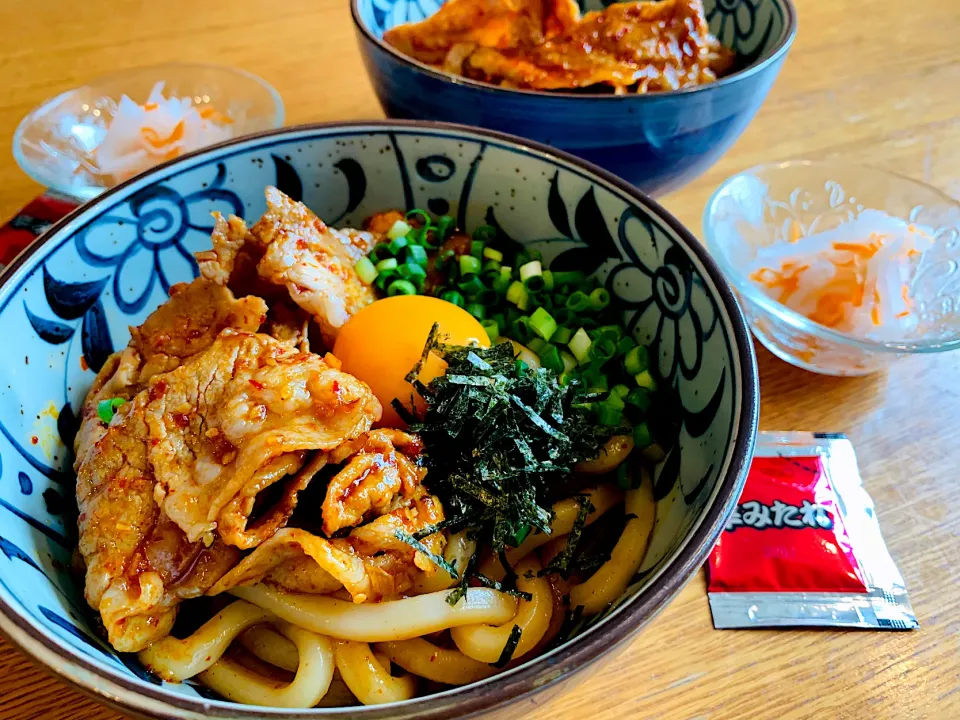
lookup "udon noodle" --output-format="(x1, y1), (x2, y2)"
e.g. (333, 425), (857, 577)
(134, 474), (652, 706)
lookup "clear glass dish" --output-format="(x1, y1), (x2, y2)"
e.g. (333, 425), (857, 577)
(13, 63), (284, 201)
(703, 160), (960, 376)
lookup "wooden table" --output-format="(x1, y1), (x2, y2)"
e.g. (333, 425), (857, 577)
(1, 1), (959, 718)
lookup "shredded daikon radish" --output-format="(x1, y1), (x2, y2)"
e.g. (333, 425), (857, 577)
(95, 82), (234, 182)
(746, 210), (935, 341)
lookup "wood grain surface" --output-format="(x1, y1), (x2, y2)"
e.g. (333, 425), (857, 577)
(0, 0), (958, 718)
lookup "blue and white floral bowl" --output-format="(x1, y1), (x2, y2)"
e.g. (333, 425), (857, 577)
(353, 0), (797, 196)
(0, 122), (757, 719)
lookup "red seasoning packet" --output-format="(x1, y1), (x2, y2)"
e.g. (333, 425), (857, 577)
(707, 432), (917, 630)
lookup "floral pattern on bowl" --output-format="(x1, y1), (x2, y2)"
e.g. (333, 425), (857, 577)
(0, 122), (757, 719)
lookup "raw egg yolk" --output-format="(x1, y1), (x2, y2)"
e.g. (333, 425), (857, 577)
(332, 295), (490, 428)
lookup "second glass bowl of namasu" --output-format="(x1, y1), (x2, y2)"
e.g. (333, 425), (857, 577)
(703, 160), (960, 376)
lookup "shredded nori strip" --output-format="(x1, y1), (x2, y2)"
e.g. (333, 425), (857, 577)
(446, 548), (479, 606)
(472, 572), (533, 602)
(407, 325), (612, 567)
(394, 531), (458, 579)
(491, 624), (523, 668)
(542, 495), (594, 577)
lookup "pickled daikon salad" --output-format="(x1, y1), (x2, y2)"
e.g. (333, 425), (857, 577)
(746, 210), (935, 340)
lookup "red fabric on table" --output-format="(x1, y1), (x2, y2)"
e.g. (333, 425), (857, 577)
(0, 194), (79, 268)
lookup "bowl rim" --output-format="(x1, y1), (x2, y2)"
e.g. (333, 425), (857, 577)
(350, 0), (798, 102)
(0, 119), (759, 719)
(703, 158), (960, 354)
(11, 61), (285, 199)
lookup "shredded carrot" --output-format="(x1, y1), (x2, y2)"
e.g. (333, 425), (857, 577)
(789, 220), (802, 244)
(746, 211), (933, 347)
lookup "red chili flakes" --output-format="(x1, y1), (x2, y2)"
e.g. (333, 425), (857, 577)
(172, 413), (190, 428)
(80, 355), (89, 371)
(249, 379), (265, 390)
(332, 380), (340, 394)
(296, 239), (308, 250)
(149, 380), (168, 401)
(30, 436), (38, 445)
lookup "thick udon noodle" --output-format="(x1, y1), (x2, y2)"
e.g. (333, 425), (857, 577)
(138, 474), (655, 707)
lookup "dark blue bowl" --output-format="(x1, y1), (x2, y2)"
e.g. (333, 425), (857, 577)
(352, 0), (797, 196)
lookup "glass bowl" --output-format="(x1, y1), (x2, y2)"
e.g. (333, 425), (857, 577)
(703, 160), (960, 376)
(13, 63), (284, 201)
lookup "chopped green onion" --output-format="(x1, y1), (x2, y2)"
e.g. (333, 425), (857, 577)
(389, 236), (409, 255)
(512, 315), (533, 342)
(482, 260), (502, 277)
(483, 247), (504, 262)
(529, 307), (558, 341)
(475, 288), (499, 307)
(354, 256), (378, 284)
(582, 366), (608, 393)
(370, 243), (393, 263)
(460, 255), (482, 276)
(470, 240), (485, 258)
(634, 370), (658, 391)
(492, 274), (513, 295)
(560, 350), (578, 373)
(624, 345), (649, 375)
(616, 336), (637, 356)
(529, 338), (563, 372)
(518, 260), (542, 283)
(398, 262), (427, 285)
(387, 279), (417, 296)
(597, 394), (625, 425)
(441, 290), (465, 307)
(457, 274), (487, 296)
(407, 226), (428, 246)
(552, 326), (573, 345)
(597, 324), (623, 341)
(387, 220), (412, 240)
(374, 273), (392, 291)
(626, 388), (652, 414)
(565, 291), (591, 313)
(473, 225), (497, 242)
(405, 208), (431, 226)
(97, 397), (126, 424)
(589, 288), (611, 310)
(612, 384), (630, 400)
(466, 303), (487, 320)
(436, 215), (455, 240)
(552, 270), (586, 287)
(506, 281), (529, 311)
(568, 327), (593, 365)
(633, 422), (653, 448)
(523, 275), (546, 293)
(552, 308), (575, 327)
(481, 318), (500, 343)
(590, 336), (617, 363)
(407, 244), (428, 265)
(527, 248), (542, 262)
(376, 258), (398, 272)
(541, 270), (555, 291)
